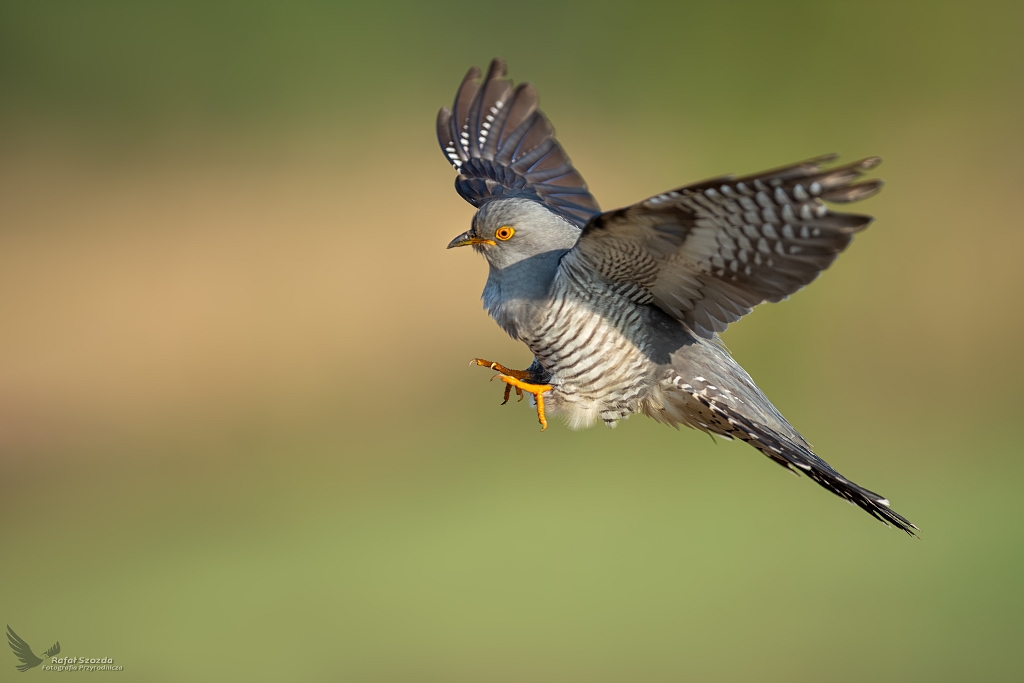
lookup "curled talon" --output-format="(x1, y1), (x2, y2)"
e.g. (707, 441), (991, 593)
(495, 375), (553, 431)
(472, 357), (553, 430)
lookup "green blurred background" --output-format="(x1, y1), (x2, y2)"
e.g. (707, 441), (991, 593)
(1, 1), (1022, 680)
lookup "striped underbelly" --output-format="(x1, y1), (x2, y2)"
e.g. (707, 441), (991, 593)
(523, 300), (652, 428)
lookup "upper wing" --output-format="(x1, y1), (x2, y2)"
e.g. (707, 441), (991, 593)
(436, 58), (600, 228)
(564, 155), (882, 338)
(6, 626), (42, 672)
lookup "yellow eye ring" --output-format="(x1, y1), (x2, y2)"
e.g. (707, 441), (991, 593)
(495, 226), (515, 241)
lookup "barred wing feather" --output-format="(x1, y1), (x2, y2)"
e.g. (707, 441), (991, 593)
(436, 58), (600, 228)
(566, 155), (883, 338)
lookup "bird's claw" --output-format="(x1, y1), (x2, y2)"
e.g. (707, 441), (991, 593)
(500, 383), (524, 405)
(471, 358), (552, 430)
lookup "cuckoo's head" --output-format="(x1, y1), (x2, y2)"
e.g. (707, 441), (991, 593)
(446, 198), (581, 270)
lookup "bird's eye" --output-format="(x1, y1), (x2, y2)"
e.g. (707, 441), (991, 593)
(495, 226), (515, 241)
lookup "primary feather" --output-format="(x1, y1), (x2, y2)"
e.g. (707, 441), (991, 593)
(436, 57), (600, 227)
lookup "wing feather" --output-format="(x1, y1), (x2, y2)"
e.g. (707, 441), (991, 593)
(565, 155), (883, 337)
(437, 58), (600, 227)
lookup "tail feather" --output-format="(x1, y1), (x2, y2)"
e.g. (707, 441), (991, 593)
(709, 399), (916, 535)
(655, 374), (917, 535)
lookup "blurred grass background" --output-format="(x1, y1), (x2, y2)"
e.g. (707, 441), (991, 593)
(1, 1), (1022, 680)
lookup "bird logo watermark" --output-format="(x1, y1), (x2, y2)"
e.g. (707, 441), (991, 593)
(6, 626), (59, 672)
(6, 625), (122, 673)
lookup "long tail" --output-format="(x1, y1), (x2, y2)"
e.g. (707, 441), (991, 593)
(658, 375), (917, 535)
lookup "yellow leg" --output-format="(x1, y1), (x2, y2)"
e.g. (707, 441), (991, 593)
(471, 358), (553, 431)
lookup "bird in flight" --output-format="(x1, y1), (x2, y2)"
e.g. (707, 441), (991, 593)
(7, 625), (60, 672)
(438, 58), (915, 534)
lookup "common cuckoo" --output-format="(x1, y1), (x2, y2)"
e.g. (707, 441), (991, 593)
(438, 58), (915, 534)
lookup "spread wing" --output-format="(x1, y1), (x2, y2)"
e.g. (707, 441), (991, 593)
(564, 155), (882, 338)
(6, 626), (42, 672)
(436, 58), (600, 228)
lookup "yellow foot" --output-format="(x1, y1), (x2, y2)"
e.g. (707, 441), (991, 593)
(471, 358), (554, 431)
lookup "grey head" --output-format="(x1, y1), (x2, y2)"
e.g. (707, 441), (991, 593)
(447, 198), (582, 336)
(447, 197), (581, 270)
